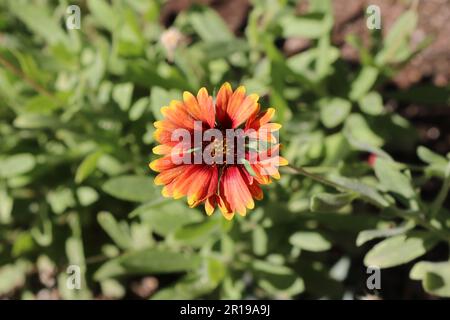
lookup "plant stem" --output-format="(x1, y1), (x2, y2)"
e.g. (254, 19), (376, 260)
(0, 53), (59, 101)
(284, 165), (347, 191)
(430, 163), (450, 218)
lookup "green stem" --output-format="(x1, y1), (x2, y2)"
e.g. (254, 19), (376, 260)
(284, 165), (345, 191)
(430, 163), (450, 218)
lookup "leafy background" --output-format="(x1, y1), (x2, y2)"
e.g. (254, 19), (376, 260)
(0, 0), (449, 299)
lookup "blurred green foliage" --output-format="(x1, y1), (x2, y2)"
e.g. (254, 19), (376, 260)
(0, 0), (449, 299)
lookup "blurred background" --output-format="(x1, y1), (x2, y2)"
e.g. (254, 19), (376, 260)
(0, 0), (449, 300)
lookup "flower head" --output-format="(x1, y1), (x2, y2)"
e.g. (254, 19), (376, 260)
(149, 83), (288, 220)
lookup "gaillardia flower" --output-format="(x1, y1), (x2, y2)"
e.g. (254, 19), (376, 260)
(149, 83), (288, 220)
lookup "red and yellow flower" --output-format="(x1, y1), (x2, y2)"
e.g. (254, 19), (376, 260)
(149, 83), (287, 220)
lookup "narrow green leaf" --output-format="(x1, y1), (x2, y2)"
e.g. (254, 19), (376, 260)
(349, 66), (379, 101)
(75, 150), (103, 184)
(280, 13), (331, 39)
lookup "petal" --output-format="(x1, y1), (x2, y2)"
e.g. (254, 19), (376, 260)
(187, 166), (216, 205)
(245, 107), (276, 130)
(216, 82), (232, 125)
(183, 89), (215, 128)
(163, 165), (201, 198)
(231, 93), (259, 128)
(205, 196), (217, 216)
(222, 166), (254, 216)
(154, 164), (189, 186)
(196, 87), (215, 128)
(248, 183), (263, 200)
(160, 101), (196, 130)
(149, 156), (176, 172)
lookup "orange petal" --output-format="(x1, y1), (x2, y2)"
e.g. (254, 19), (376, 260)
(149, 156), (175, 172)
(154, 165), (189, 186)
(183, 89), (215, 128)
(248, 183), (263, 200)
(205, 195), (217, 216)
(216, 82), (232, 125)
(187, 166), (215, 205)
(222, 166), (254, 216)
(231, 93), (259, 128)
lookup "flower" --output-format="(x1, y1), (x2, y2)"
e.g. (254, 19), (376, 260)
(149, 83), (288, 220)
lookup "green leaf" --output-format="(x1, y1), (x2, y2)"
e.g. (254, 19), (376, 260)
(129, 97), (149, 121)
(12, 232), (35, 257)
(410, 261), (450, 297)
(0, 261), (29, 295)
(349, 66), (379, 101)
(87, 0), (117, 31)
(151, 258), (221, 300)
(129, 199), (203, 235)
(112, 83), (134, 111)
(0, 188), (13, 224)
(417, 146), (448, 165)
(319, 98), (352, 128)
(100, 279), (125, 299)
(258, 273), (304, 298)
(8, 1), (67, 45)
(344, 113), (384, 147)
(124, 248), (200, 273)
(344, 128), (393, 161)
(417, 146), (448, 178)
(289, 231), (331, 252)
(196, 40), (249, 60)
(150, 87), (181, 121)
(374, 158), (415, 198)
(47, 187), (75, 214)
(376, 10), (418, 64)
(358, 92), (384, 116)
(253, 226), (268, 256)
(0, 153), (35, 178)
(76, 186), (99, 206)
(189, 7), (233, 42)
(75, 150), (103, 184)
(364, 233), (438, 268)
(173, 218), (221, 247)
(13, 114), (60, 129)
(280, 13), (331, 39)
(310, 192), (357, 212)
(102, 175), (155, 202)
(97, 211), (132, 250)
(253, 260), (304, 297)
(24, 95), (59, 114)
(356, 221), (415, 247)
(329, 175), (389, 208)
(95, 248), (201, 280)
